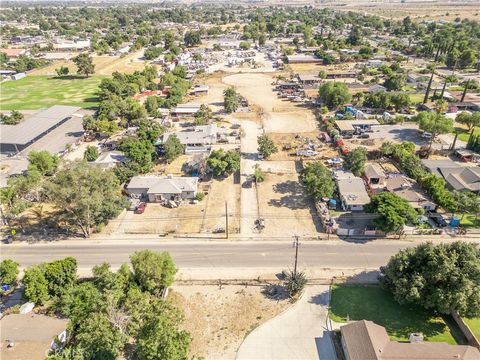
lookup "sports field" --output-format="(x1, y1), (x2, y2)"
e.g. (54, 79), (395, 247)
(0, 75), (104, 110)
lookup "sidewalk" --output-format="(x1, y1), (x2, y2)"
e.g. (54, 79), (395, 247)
(236, 285), (335, 360)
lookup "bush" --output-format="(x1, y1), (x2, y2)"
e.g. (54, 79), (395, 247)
(43, 257), (78, 297)
(23, 266), (49, 305)
(84, 146), (100, 162)
(284, 270), (307, 297)
(195, 192), (205, 201)
(0, 259), (19, 286)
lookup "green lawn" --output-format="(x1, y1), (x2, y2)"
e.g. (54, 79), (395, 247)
(453, 126), (480, 142)
(409, 93), (424, 104)
(0, 75), (104, 110)
(329, 284), (463, 344)
(464, 318), (480, 340)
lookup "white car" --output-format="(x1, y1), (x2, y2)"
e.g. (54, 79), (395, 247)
(421, 132), (433, 139)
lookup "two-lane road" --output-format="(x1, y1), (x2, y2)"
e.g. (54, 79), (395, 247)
(1, 239), (428, 274)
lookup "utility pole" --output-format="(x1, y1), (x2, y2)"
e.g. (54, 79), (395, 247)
(225, 201), (229, 239)
(293, 235), (300, 276)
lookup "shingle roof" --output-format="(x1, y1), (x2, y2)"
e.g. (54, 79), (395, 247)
(337, 177), (370, 205)
(364, 164), (386, 179)
(341, 320), (480, 360)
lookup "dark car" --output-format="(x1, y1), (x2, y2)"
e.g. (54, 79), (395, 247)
(134, 202), (147, 214)
(430, 214), (448, 227)
(358, 133), (370, 139)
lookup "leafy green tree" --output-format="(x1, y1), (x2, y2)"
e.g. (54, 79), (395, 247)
(45, 161), (127, 237)
(318, 82), (352, 110)
(137, 121), (164, 143)
(135, 304), (191, 360)
(0, 259), (19, 285)
(254, 164), (265, 183)
(453, 191), (479, 219)
(344, 147), (368, 176)
(456, 112), (480, 131)
(73, 53), (95, 77)
(119, 137), (155, 173)
(223, 88), (238, 113)
(130, 250), (177, 295)
(28, 151), (59, 176)
(207, 149), (240, 177)
(144, 46), (163, 60)
(76, 313), (127, 360)
(415, 111), (453, 150)
(144, 96), (159, 115)
(0, 110), (24, 125)
(365, 192), (418, 233)
(164, 134), (185, 163)
(257, 135), (278, 159)
(194, 104), (212, 125)
(59, 282), (103, 329)
(390, 93), (411, 112)
(23, 266), (49, 305)
(44, 257), (77, 297)
(239, 41), (251, 50)
(184, 31), (201, 47)
(380, 242), (480, 317)
(55, 66), (70, 77)
(458, 49), (477, 69)
(383, 73), (405, 91)
(300, 162), (336, 200)
(84, 146), (100, 162)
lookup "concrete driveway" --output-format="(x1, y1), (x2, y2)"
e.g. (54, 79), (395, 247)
(236, 285), (335, 360)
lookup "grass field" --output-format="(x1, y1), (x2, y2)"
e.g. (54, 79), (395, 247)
(453, 126), (480, 142)
(329, 284), (464, 344)
(464, 318), (480, 340)
(0, 75), (104, 110)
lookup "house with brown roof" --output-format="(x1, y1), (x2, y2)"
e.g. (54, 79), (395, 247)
(341, 320), (480, 360)
(385, 175), (437, 211)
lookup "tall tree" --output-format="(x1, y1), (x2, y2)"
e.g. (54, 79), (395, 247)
(45, 160), (126, 237)
(415, 111), (453, 150)
(380, 242), (480, 317)
(163, 134), (185, 163)
(130, 250), (177, 295)
(344, 147), (368, 176)
(257, 135), (278, 159)
(300, 162), (336, 200)
(73, 53), (95, 77)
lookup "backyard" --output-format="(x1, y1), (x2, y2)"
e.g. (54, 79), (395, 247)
(464, 318), (480, 340)
(0, 75), (104, 110)
(329, 284), (466, 345)
(454, 125), (480, 142)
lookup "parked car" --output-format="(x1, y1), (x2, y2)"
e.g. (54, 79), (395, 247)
(430, 214), (448, 227)
(358, 133), (370, 139)
(134, 202), (147, 214)
(421, 132), (433, 139)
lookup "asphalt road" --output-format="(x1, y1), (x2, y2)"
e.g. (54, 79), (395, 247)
(1, 239), (424, 271)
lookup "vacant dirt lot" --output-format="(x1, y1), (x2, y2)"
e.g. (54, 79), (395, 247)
(223, 73), (317, 133)
(170, 285), (290, 360)
(31, 50), (148, 76)
(257, 173), (321, 237)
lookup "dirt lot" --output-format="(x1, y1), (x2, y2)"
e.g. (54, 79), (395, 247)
(223, 73), (317, 134)
(170, 285), (290, 360)
(328, 1), (480, 21)
(31, 50), (148, 76)
(267, 132), (338, 161)
(257, 173), (321, 237)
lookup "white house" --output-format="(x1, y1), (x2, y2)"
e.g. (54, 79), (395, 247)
(127, 175), (198, 202)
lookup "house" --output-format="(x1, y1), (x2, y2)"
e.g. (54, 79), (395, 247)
(159, 124), (217, 148)
(385, 175), (437, 211)
(325, 72), (357, 79)
(367, 59), (383, 68)
(90, 151), (129, 169)
(456, 149), (480, 163)
(335, 171), (370, 211)
(422, 159), (480, 193)
(190, 85), (209, 95)
(364, 164), (386, 188)
(297, 74), (321, 86)
(407, 72), (428, 83)
(341, 320), (480, 360)
(368, 84), (387, 93)
(171, 104), (201, 116)
(127, 175), (198, 202)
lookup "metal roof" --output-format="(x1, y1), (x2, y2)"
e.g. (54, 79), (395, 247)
(0, 105), (81, 145)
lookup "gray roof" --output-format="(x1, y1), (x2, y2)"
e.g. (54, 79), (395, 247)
(0, 105), (81, 145)
(127, 176), (198, 194)
(364, 164), (386, 179)
(337, 177), (370, 205)
(160, 124), (217, 145)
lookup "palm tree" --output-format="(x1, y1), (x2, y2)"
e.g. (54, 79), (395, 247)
(440, 75), (457, 99)
(423, 63), (437, 104)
